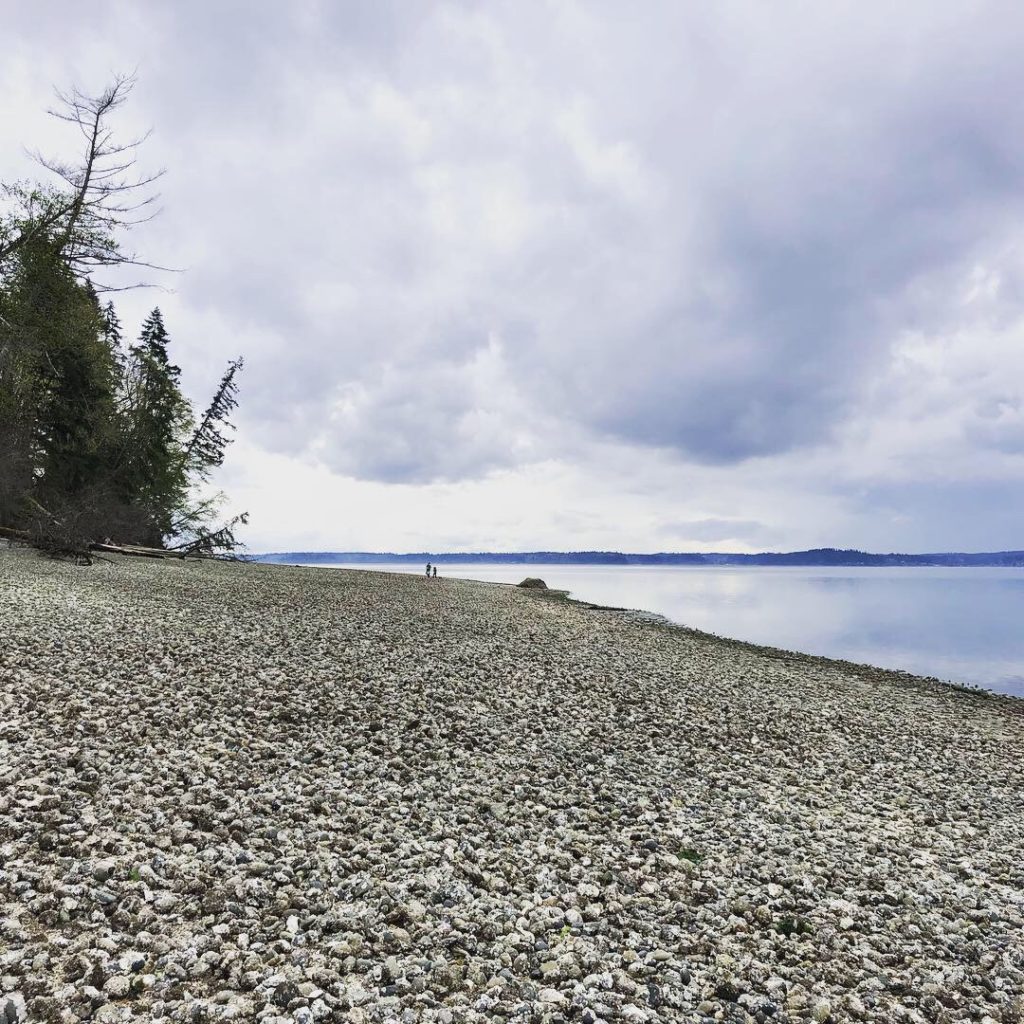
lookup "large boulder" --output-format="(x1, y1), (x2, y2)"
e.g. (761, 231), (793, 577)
(517, 577), (548, 589)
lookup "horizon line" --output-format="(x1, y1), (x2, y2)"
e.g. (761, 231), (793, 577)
(252, 546), (1024, 557)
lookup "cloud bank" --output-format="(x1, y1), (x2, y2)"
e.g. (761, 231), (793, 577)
(3, 1), (1023, 550)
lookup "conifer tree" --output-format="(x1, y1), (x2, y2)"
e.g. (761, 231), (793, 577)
(119, 308), (192, 545)
(185, 357), (244, 479)
(101, 300), (124, 373)
(0, 259), (36, 526)
(12, 238), (117, 506)
(1, 78), (247, 557)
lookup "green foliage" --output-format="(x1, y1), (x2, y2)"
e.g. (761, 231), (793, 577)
(185, 356), (243, 480)
(116, 309), (193, 544)
(0, 249), (244, 552)
(0, 78), (245, 557)
(0, 234), (118, 525)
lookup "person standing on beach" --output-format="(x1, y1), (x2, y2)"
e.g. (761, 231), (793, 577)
(426, 562), (432, 577)
(432, 566), (438, 578)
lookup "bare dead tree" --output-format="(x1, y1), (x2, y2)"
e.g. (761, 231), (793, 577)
(0, 74), (170, 290)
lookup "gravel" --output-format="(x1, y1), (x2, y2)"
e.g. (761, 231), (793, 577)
(1, 546), (1022, 1023)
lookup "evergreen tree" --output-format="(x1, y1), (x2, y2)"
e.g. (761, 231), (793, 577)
(101, 300), (125, 373)
(0, 257), (39, 527)
(7, 237), (117, 510)
(1, 78), (247, 557)
(185, 357), (244, 479)
(118, 308), (192, 545)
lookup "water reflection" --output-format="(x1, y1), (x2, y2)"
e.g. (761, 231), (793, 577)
(308, 563), (1024, 696)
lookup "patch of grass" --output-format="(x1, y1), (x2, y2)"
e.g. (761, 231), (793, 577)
(677, 847), (703, 864)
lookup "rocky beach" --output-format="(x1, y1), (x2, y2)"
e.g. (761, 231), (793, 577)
(1, 546), (1022, 1023)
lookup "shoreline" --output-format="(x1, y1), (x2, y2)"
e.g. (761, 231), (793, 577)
(275, 557), (1017, 703)
(2, 548), (1022, 1022)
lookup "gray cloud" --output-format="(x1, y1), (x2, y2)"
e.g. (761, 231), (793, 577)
(3, 1), (1024, 550)
(518, 9), (1024, 461)
(129, 6), (1020, 477)
(312, 337), (546, 483)
(848, 478), (1024, 552)
(661, 519), (779, 546)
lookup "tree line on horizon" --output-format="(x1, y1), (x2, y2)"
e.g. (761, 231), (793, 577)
(0, 77), (245, 558)
(255, 547), (1024, 567)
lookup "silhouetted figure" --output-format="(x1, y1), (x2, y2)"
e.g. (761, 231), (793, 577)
(432, 566), (438, 578)
(425, 562), (432, 577)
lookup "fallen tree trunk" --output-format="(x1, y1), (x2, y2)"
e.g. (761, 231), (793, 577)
(89, 542), (192, 560)
(3, 524), (215, 561)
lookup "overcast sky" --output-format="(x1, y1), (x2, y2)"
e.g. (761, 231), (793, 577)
(4, 1), (1024, 552)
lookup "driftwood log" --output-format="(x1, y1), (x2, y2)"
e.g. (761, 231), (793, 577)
(90, 542), (186, 559)
(1, 526), (204, 560)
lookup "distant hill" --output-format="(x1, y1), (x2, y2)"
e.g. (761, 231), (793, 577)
(253, 547), (1024, 567)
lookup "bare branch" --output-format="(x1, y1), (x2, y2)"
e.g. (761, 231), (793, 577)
(0, 74), (173, 285)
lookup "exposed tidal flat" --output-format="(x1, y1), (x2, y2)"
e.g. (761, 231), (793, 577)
(1, 549), (1023, 1024)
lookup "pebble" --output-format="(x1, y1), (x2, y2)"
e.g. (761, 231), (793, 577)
(1, 994), (26, 1024)
(103, 976), (132, 998)
(0, 548), (1022, 1022)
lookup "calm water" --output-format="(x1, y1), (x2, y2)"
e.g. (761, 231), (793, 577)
(301, 562), (1024, 696)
